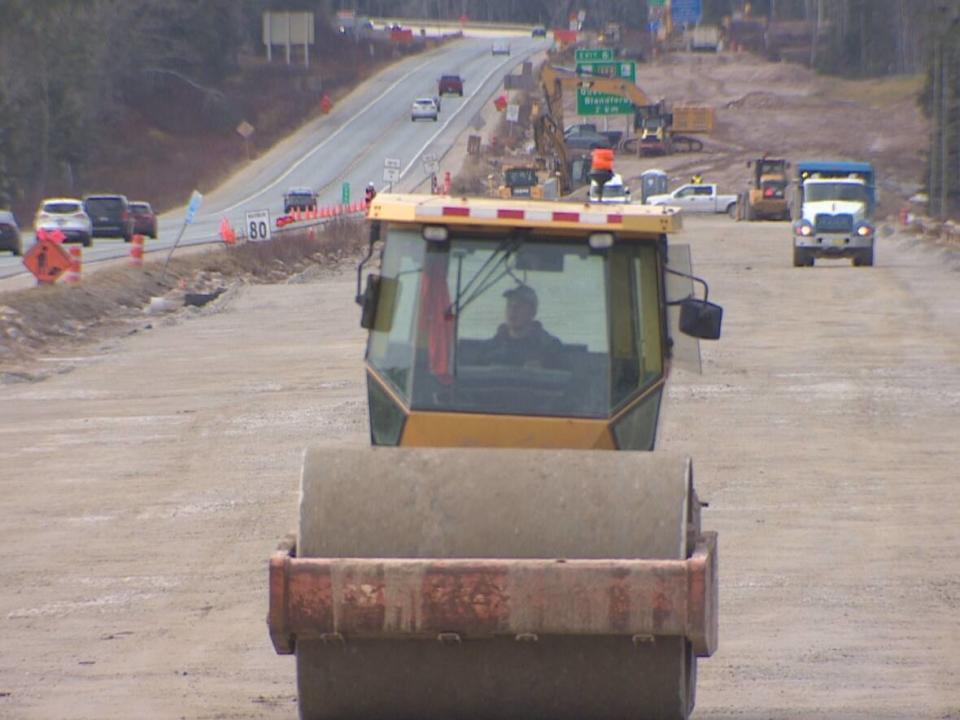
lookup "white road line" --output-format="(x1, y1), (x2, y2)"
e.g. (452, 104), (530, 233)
(399, 52), (524, 183)
(219, 54), (440, 213)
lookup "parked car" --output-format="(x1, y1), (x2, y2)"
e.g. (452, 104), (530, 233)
(492, 41), (510, 55)
(0, 210), (21, 255)
(532, 25), (547, 38)
(438, 74), (464, 96)
(83, 194), (134, 241)
(283, 187), (318, 213)
(411, 97), (439, 122)
(34, 198), (93, 246)
(128, 201), (158, 239)
(564, 130), (613, 151)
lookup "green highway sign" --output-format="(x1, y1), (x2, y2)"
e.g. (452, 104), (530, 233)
(576, 91), (635, 116)
(575, 60), (637, 116)
(574, 48), (614, 62)
(575, 60), (636, 82)
(341, 182), (350, 204)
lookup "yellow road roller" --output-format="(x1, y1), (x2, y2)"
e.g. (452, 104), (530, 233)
(268, 193), (723, 719)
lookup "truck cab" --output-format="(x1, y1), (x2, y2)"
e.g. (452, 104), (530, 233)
(792, 161), (876, 267)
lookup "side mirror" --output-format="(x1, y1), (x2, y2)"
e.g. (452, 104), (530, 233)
(679, 298), (723, 340)
(358, 274), (382, 329)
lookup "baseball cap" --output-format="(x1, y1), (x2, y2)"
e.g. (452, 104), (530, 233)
(503, 284), (538, 309)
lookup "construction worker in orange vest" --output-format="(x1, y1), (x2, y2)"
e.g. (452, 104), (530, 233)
(589, 147), (615, 201)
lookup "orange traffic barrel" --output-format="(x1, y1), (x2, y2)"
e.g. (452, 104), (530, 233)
(129, 235), (145, 268)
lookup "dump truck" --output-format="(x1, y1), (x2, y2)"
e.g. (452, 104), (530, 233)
(744, 157), (790, 221)
(792, 160), (877, 267)
(268, 191), (723, 719)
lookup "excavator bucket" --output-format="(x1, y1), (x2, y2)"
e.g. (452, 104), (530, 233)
(269, 446), (717, 720)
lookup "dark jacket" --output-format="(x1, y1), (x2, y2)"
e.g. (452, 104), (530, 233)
(478, 321), (564, 368)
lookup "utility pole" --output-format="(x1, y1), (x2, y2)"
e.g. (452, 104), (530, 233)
(941, 40), (948, 220)
(929, 36), (941, 218)
(930, 3), (959, 219)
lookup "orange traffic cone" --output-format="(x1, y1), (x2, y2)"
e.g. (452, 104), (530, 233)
(129, 235), (144, 268)
(219, 218), (236, 245)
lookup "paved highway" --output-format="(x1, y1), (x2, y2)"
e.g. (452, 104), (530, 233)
(0, 32), (545, 280)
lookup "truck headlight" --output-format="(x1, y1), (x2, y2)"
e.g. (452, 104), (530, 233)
(794, 221), (813, 237)
(855, 222), (874, 237)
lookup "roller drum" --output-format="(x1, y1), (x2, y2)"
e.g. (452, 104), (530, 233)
(296, 446), (700, 720)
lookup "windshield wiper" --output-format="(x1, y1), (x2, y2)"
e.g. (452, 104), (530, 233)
(448, 235), (524, 317)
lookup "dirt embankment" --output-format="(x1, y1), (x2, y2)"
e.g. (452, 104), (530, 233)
(0, 221), (366, 382)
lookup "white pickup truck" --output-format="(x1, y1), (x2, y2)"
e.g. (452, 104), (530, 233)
(645, 183), (739, 217)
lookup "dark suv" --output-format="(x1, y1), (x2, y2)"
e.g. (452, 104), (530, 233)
(438, 74), (463, 96)
(0, 210), (21, 255)
(83, 194), (134, 242)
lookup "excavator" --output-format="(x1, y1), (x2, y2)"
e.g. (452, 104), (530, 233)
(533, 64), (651, 194)
(268, 189), (724, 719)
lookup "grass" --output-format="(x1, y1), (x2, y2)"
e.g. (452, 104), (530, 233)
(818, 73), (924, 106)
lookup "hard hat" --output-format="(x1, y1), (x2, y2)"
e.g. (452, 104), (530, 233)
(367, 182), (375, 188)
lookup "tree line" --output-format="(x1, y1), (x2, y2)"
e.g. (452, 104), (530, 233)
(1, 0), (957, 216)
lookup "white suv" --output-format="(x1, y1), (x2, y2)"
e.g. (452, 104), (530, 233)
(411, 98), (439, 122)
(34, 198), (93, 247)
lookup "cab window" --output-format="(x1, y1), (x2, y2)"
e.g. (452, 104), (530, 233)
(366, 227), (665, 419)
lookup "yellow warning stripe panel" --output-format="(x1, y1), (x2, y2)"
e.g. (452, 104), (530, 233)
(370, 193), (682, 236)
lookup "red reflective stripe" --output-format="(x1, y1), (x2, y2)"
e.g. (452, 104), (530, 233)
(553, 212), (579, 222)
(607, 214), (623, 223)
(497, 209), (525, 219)
(442, 206), (470, 217)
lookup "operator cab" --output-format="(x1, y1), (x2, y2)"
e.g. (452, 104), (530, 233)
(357, 195), (722, 450)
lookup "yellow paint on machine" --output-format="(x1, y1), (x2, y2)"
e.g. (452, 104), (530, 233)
(369, 193), (683, 236)
(401, 412), (616, 449)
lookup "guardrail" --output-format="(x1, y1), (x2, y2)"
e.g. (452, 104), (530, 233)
(372, 17), (537, 33)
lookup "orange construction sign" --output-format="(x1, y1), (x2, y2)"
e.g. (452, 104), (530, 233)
(23, 238), (73, 284)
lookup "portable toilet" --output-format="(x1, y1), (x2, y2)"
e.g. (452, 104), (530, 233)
(640, 169), (668, 203)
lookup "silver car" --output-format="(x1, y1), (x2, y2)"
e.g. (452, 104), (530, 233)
(34, 198), (93, 246)
(411, 97), (439, 122)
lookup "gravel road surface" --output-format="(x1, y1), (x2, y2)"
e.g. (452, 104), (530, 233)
(2, 216), (959, 718)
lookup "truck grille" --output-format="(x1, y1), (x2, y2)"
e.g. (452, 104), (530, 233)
(814, 213), (854, 233)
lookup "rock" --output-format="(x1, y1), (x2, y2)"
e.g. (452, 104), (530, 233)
(145, 296), (177, 315)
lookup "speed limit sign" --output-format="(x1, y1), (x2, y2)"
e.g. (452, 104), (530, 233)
(245, 209), (271, 242)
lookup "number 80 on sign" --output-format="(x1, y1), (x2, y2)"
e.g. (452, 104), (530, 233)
(245, 210), (271, 242)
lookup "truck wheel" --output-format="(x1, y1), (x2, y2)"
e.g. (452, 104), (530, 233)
(727, 203), (737, 219)
(793, 248), (811, 267)
(853, 248), (874, 267)
(745, 202), (755, 222)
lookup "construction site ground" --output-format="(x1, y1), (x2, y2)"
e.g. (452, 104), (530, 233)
(2, 51), (959, 719)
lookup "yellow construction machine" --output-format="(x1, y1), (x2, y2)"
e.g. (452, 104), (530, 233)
(268, 192), (723, 719)
(498, 164), (544, 199)
(744, 156), (791, 220)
